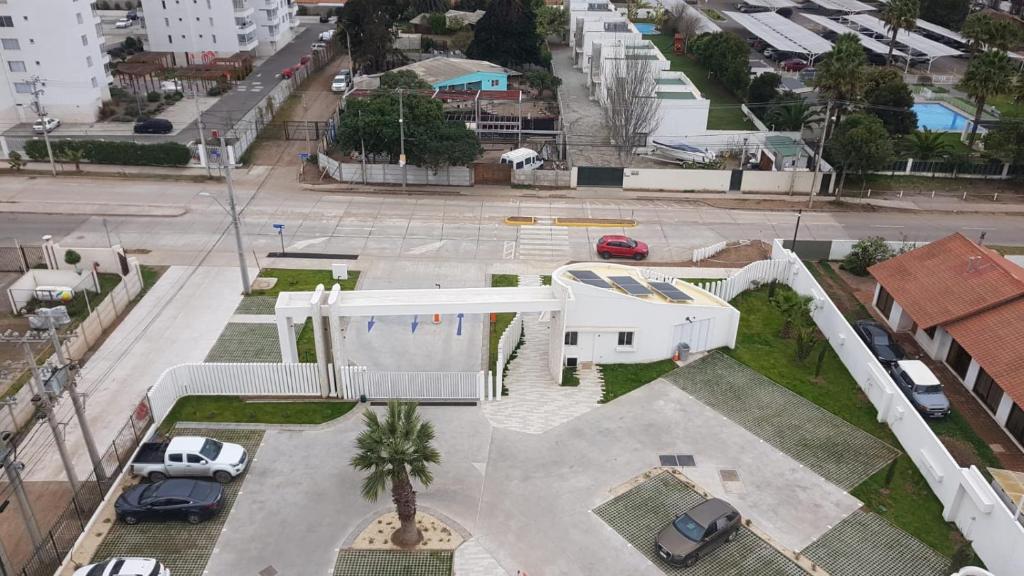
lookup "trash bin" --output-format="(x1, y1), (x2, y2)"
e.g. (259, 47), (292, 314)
(677, 343), (691, 362)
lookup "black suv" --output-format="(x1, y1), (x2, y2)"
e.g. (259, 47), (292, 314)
(134, 117), (174, 135)
(853, 320), (904, 364)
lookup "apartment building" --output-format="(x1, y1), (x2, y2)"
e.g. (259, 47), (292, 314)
(0, 0), (112, 124)
(140, 0), (298, 60)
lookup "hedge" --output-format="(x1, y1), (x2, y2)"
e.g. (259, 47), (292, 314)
(24, 139), (192, 167)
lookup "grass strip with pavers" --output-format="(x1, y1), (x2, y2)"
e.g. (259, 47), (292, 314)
(599, 359), (678, 403)
(204, 323), (282, 362)
(333, 550), (453, 576)
(251, 268), (360, 297)
(233, 295), (277, 315)
(92, 428), (264, 576)
(489, 274), (519, 370)
(801, 510), (950, 576)
(160, 396), (356, 432)
(594, 472), (806, 576)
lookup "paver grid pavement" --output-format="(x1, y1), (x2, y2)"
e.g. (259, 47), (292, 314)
(801, 510), (949, 576)
(332, 550), (453, 576)
(234, 295), (277, 315)
(593, 471), (807, 576)
(663, 353), (901, 491)
(92, 429), (264, 576)
(204, 323), (282, 362)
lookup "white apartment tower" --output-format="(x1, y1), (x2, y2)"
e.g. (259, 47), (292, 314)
(0, 0), (112, 124)
(140, 0), (299, 61)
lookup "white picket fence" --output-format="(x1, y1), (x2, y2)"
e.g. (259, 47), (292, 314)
(148, 362), (322, 422)
(494, 313), (524, 401)
(336, 365), (486, 402)
(692, 258), (793, 302)
(691, 241), (728, 263)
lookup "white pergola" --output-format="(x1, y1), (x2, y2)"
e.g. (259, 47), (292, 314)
(803, 14), (908, 60)
(805, 0), (876, 13)
(725, 11), (834, 61)
(845, 13), (961, 71)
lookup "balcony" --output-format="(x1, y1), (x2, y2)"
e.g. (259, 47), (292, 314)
(233, 0), (255, 17)
(236, 18), (256, 33)
(237, 33), (258, 50)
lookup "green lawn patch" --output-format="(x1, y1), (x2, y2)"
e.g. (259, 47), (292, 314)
(561, 367), (579, 387)
(541, 275), (551, 286)
(489, 274), (519, 370)
(297, 319), (316, 362)
(161, 396), (356, 432)
(989, 244), (1024, 256)
(989, 93), (1024, 117)
(599, 359), (678, 403)
(648, 35), (751, 130)
(728, 286), (968, 556)
(252, 268), (360, 297)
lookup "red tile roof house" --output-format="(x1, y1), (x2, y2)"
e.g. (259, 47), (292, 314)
(869, 233), (1024, 449)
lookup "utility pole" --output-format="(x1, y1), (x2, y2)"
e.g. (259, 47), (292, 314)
(359, 109), (367, 185)
(23, 342), (81, 498)
(809, 100), (833, 208)
(46, 317), (106, 482)
(791, 209), (803, 254)
(1, 430), (44, 553)
(216, 132), (251, 295)
(398, 88), (407, 190)
(194, 88), (212, 178)
(28, 76), (57, 177)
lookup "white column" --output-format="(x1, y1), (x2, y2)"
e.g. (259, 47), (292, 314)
(309, 285), (329, 398)
(276, 314), (299, 363)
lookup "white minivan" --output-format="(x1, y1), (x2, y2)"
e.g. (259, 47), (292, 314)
(500, 148), (543, 170)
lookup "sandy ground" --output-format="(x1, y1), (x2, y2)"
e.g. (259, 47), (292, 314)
(350, 511), (464, 551)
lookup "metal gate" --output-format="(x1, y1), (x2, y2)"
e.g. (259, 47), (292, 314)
(265, 120), (332, 141)
(576, 166), (623, 187)
(473, 162), (511, 185)
(0, 241), (44, 272)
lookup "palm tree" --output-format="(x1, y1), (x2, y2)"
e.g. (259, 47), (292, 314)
(351, 401), (441, 547)
(814, 34), (867, 135)
(770, 290), (813, 338)
(767, 100), (822, 132)
(959, 49), (1015, 147)
(61, 145), (86, 171)
(881, 0), (919, 65)
(901, 129), (950, 160)
(962, 13), (1021, 52)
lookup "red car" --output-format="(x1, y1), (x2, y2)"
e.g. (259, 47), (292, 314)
(597, 235), (649, 260)
(781, 58), (808, 72)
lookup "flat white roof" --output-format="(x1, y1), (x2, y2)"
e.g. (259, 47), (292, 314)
(846, 14), (961, 58)
(742, 0), (797, 7)
(806, 0), (875, 12)
(803, 14), (907, 58)
(914, 18), (967, 45)
(725, 11), (833, 56)
(330, 286), (561, 316)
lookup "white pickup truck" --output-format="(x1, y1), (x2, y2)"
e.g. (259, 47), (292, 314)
(131, 436), (248, 483)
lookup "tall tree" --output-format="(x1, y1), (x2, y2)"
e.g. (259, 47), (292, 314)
(767, 95), (822, 131)
(982, 115), (1024, 166)
(466, 0), (543, 67)
(748, 72), (781, 105)
(691, 32), (750, 97)
(959, 49), (1015, 146)
(536, 4), (570, 41)
(881, 0), (919, 65)
(961, 13), (1022, 52)
(662, 5), (703, 55)
(351, 402), (441, 547)
(603, 46), (661, 166)
(826, 113), (895, 198)
(901, 129), (951, 160)
(864, 68), (917, 136)
(813, 33), (866, 133)
(918, 0), (970, 30)
(340, 0), (402, 73)
(379, 70), (432, 90)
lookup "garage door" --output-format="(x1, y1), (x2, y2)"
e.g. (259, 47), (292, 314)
(577, 166), (623, 187)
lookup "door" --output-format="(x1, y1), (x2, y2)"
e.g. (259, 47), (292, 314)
(675, 319), (713, 352)
(577, 166), (624, 187)
(609, 241), (628, 257)
(165, 453), (187, 476)
(182, 453), (209, 476)
(728, 170), (743, 191)
(150, 497), (191, 521)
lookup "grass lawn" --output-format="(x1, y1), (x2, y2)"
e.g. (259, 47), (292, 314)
(541, 275), (551, 286)
(989, 244), (1024, 256)
(989, 93), (1024, 117)
(252, 268), (360, 297)
(561, 366), (580, 387)
(489, 274), (519, 370)
(729, 286), (970, 556)
(648, 35), (751, 130)
(160, 395), (356, 432)
(599, 359), (678, 403)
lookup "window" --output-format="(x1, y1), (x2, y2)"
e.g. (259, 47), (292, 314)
(565, 357), (578, 367)
(515, 160), (524, 169)
(972, 369), (1004, 414)
(875, 285), (894, 318)
(1007, 403), (1024, 447)
(7, 60), (24, 72)
(212, 34), (217, 43)
(924, 326), (937, 339)
(0, 16), (13, 27)
(168, 453), (183, 463)
(1, 37), (20, 50)
(80, 34), (88, 46)
(13, 81), (31, 93)
(186, 454), (205, 464)
(617, 331), (634, 347)
(564, 331), (578, 346)
(164, 17), (169, 26)
(85, 56), (92, 67)
(91, 76), (98, 88)
(76, 13), (83, 24)
(945, 339), (972, 380)
(167, 34), (173, 44)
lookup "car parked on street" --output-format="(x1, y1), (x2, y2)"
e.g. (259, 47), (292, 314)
(33, 117), (61, 134)
(781, 58), (808, 72)
(889, 360), (951, 418)
(853, 319), (904, 364)
(131, 436), (248, 483)
(655, 498), (742, 567)
(116, 478), (225, 525)
(115, 18), (133, 29)
(597, 235), (648, 260)
(73, 557), (169, 576)
(133, 117), (174, 135)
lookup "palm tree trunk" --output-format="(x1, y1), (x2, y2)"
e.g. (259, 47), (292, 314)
(887, 28), (898, 65)
(390, 474), (421, 547)
(967, 97), (986, 148)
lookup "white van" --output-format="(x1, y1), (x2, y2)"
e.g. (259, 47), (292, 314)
(500, 148), (544, 171)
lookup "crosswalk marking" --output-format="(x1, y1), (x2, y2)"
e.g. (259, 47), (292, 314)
(516, 225), (569, 260)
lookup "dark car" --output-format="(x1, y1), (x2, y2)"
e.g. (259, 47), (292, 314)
(853, 319), (904, 364)
(889, 360), (951, 418)
(655, 498), (742, 567)
(133, 117), (173, 135)
(319, 14), (331, 23)
(115, 478), (224, 525)
(597, 235), (648, 260)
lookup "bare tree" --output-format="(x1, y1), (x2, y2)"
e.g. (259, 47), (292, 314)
(603, 45), (661, 166)
(664, 5), (703, 55)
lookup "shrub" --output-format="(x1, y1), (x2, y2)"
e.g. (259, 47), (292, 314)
(109, 86), (128, 100)
(146, 91), (161, 102)
(7, 151), (25, 171)
(207, 84), (225, 97)
(428, 12), (448, 35)
(842, 236), (895, 276)
(99, 101), (118, 120)
(24, 140), (192, 167)
(64, 249), (82, 266)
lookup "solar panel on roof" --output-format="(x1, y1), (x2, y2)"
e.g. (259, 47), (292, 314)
(569, 270), (612, 289)
(649, 281), (694, 302)
(608, 276), (653, 296)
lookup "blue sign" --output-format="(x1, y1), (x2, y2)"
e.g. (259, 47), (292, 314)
(411, 315), (420, 334)
(456, 313), (464, 336)
(367, 316), (375, 333)
(272, 223), (285, 231)
(298, 152), (311, 160)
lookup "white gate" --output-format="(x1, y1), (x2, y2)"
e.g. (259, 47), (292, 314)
(336, 365), (485, 402)
(674, 318), (713, 352)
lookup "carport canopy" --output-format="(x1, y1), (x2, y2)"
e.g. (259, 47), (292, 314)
(805, 0), (875, 12)
(914, 18), (968, 46)
(725, 11), (833, 59)
(803, 14), (907, 59)
(740, 0), (797, 8)
(845, 13), (961, 65)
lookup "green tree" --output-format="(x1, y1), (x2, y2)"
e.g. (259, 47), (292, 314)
(770, 290), (813, 338)
(428, 12), (448, 34)
(982, 115), (1024, 166)
(691, 32), (750, 97)
(64, 249), (82, 266)
(523, 69), (561, 97)
(536, 4), (569, 41)
(450, 28), (474, 52)
(60, 145), (87, 171)
(826, 113), (895, 197)
(864, 68), (916, 136)
(813, 34), (866, 133)
(959, 49), (1015, 147)
(8, 150), (26, 171)
(379, 70), (432, 90)
(961, 13), (1021, 52)
(794, 321), (821, 362)
(843, 236), (896, 276)
(901, 128), (951, 160)
(748, 72), (781, 105)
(881, 0), (919, 65)
(767, 96), (822, 131)
(918, 0), (969, 30)
(340, 0), (402, 73)
(351, 401), (441, 547)
(467, 0), (543, 67)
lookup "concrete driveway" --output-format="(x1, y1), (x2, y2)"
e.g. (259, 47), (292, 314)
(205, 380), (860, 576)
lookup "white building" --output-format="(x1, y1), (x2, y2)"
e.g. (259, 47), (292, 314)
(139, 0), (298, 61)
(0, 1), (112, 124)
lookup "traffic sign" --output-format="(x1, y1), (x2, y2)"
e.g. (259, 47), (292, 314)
(272, 223), (285, 231)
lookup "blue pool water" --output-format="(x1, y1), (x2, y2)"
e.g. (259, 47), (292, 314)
(633, 23), (658, 35)
(914, 102), (970, 132)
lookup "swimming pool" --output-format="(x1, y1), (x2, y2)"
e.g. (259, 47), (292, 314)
(633, 23), (658, 35)
(913, 102), (970, 132)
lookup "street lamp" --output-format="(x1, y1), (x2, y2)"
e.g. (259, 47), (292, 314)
(200, 189), (250, 295)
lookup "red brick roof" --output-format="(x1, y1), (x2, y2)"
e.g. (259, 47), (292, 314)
(946, 298), (1024, 406)
(868, 233), (1024, 329)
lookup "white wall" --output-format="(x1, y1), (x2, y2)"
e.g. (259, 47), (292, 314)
(651, 100), (712, 141)
(622, 168), (732, 191)
(141, 0), (248, 58)
(828, 240), (929, 261)
(6, 269), (98, 314)
(739, 171), (819, 194)
(253, 0), (297, 56)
